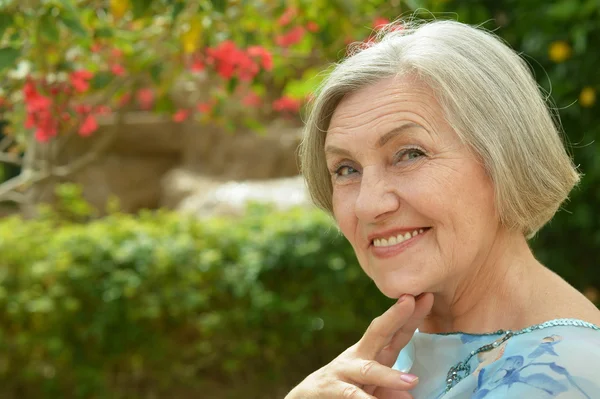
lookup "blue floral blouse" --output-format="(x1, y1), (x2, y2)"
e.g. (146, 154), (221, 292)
(393, 318), (600, 398)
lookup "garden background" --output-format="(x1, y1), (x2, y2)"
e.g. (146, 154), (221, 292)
(0, 0), (598, 398)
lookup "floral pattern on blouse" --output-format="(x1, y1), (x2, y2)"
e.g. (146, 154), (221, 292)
(473, 335), (592, 398)
(392, 319), (600, 399)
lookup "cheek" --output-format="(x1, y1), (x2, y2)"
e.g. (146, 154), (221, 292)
(332, 188), (357, 237)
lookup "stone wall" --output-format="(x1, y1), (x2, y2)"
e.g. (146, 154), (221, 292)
(48, 112), (303, 213)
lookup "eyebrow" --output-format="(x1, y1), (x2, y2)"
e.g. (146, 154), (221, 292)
(324, 122), (424, 157)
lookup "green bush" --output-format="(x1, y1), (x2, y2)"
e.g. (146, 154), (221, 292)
(0, 178), (597, 398)
(0, 200), (390, 398)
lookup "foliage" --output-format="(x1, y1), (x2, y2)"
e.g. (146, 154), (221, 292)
(0, 0), (402, 144)
(0, 0), (408, 205)
(0, 193), (390, 398)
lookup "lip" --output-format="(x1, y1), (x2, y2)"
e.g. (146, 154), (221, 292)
(368, 227), (430, 259)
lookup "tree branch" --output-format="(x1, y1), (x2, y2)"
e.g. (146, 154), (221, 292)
(0, 135), (13, 152)
(0, 77), (134, 203)
(0, 152), (22, 165)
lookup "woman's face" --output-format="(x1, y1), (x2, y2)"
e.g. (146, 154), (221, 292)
(325, 76), (500, 298)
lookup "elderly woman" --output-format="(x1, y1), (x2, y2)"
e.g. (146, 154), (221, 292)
(286, 20), (600, 399)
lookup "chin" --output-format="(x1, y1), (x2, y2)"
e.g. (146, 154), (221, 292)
(374, 277), (421, 299)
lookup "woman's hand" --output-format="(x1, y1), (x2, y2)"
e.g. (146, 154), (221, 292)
(285, 293), (434, 399)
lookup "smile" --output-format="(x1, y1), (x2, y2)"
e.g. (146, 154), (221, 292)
(372, 228), (430, 247)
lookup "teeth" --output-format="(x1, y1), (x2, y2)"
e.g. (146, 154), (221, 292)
(372, 228), (428, 247)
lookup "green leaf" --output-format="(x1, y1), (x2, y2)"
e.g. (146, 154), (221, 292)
(58, 0), (79, 15)
(150, 63), (163, 84)
(243, 117), (266, 135)
(131, 0), (154, 19)
(547, 0), (580, 20)
(209, 0), (226, 13)
(170, 1), (185, 22)
(40, 13), (60, 43)
(283, 68), (326, 99)
(226, 77), (238, 94)
(59, 14), (88, 37)
(155, 95), (176, 114)
(0, 13), (13, 40)
(572, 26), (588, 55)
(0, 46), (20, 72)
(90, 72), (114, 90)
(95, 27), (113, 38)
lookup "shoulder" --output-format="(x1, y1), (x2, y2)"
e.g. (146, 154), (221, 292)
(472, 325), (600, 399)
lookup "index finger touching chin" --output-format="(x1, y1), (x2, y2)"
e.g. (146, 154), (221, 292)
(354, 294), (416, 359)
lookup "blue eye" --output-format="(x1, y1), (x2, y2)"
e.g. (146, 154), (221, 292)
(335, 165), (357, 176)
(397, 148), (426, 162)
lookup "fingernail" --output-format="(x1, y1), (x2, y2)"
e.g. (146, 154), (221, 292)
(400, 373), (419, 383)
(397, 294), (409, 303)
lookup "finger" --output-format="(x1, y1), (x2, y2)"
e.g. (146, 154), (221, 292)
(335, 382), (377, 399)
(373, 386), (415, 399)
(355, 295), (416, 359)
(376, 293), (434, 367)
(344, 359), (419, 391)
(388, 293), (434, 352)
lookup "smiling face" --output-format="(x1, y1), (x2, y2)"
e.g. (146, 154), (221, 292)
(325, 75), (501, 298)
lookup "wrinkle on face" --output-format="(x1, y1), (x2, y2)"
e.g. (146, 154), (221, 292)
(325, 74), (499, 302)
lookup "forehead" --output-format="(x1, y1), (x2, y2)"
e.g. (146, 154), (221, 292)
(327, 75), (444, 137)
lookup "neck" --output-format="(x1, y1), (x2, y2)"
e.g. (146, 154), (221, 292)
(421, 227), (544, 334)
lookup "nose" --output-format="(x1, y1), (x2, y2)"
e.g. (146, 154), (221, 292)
(354, 166), (400, 222)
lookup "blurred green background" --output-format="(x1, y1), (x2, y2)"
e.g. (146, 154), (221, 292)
(0, 0), (598, 398)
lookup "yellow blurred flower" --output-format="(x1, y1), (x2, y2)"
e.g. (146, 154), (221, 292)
(548, 41), (572, 63)
(110, 0), (129, 20)
(580, 87), (596, 108)
(181, 19), (202, 54)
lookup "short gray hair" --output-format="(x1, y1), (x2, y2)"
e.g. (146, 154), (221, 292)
(300, 19), (580, 238)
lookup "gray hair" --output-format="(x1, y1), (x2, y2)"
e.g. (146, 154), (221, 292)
(300, 19), (580, 238)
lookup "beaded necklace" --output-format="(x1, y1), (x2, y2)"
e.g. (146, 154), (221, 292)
(444, 318), (600, 393)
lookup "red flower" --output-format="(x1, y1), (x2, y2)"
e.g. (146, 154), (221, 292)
(242, 92), (261, 107)
(23, 81), (52, 113)
(91, 42), (102, 53)
(78, 115), (98, 137)
(275, 26), (305, 47)
(373, 17), (390, 29)
(306, 21), (319, 32)
(172, 109), (189, 122)
(272, 96), (301, 112)
(33, 113), (58, 142)
(70, 70), (94, 93)
(207, 41), (268, 81)
(111, 48), (123, 58)
(111, 64), (126, 76)
(247, 46), (273, 71)
(278, 7), (297, 27)
(35, 128), (53, 142)
(207, 40), (240, 79)
(191, 58), (205, 72)
(197, 102), (212, 113)
(95, 105), (112, 115)
(74, 104), (92, 114)
(25, 114), (36, 129)
(136, 88), (155, 110)
(237, 56), (260, 82)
